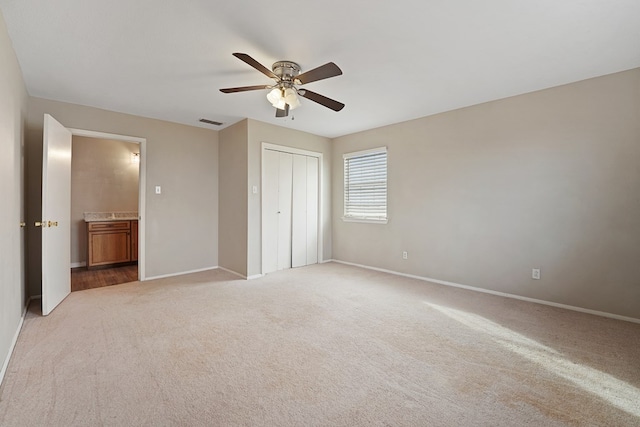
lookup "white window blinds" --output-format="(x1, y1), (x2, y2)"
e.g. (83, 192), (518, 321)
(343, 147), (387, 221)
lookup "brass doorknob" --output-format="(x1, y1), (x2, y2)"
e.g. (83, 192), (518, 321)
(35, 221), (45, 227)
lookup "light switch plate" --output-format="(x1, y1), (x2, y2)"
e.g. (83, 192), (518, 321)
(155, 186), (161, 194)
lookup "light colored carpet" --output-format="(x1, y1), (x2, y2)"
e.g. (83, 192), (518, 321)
(1, 262), (639, 426)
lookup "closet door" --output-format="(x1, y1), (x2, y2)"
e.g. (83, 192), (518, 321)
(305, 156), (319, 265)
(262, 149), (280, 274)
(277, 152), (293, 271)
(291, 154), (308, 268)
(262, 148), (319, 274)
(292, 154), (319, 268)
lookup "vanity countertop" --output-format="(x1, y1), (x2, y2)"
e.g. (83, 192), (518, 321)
(84, 212), (139, 222)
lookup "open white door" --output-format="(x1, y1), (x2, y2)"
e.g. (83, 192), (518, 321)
(41, 114), (72, 315)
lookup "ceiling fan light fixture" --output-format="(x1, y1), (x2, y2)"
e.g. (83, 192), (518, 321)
(266, 88), (282, 106)
(284, 88), (300, 110)
(267, 87), (300, 111)
(273, 98), (287, 110)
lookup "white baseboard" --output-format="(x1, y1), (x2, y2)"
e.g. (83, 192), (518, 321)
(216, 267), (264, 280)
(1, 296), (33, 387)
(217, 266), (245, 279)
(331, 260), (640, 325)
(144, 266), (219, 281)
(70, 261), (86, 268)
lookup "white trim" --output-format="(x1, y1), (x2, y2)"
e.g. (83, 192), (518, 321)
(261, 142), (325, 275)
(263, 143), (323, 158)
(341, 216), (388, 224)
(217, 266), (246, 279)
(331, 260), (640, 325)
(343, 146), (387, 159)
(1, 297), (33, 387)
(216, 266), (263, 280)
(70, 261), (86, 268)
(144, 266), (218, 281)
(138, 139), (146, 281)
(69, 128), (147, 282)
(68, 128), (145, 144)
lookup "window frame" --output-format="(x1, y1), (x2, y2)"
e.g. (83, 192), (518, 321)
(342, 147), (388, 224)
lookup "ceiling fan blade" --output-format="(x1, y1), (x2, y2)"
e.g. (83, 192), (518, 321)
(233, 53), (277, 79)
(299, 90), (344, 112)
(295, 62), (342, 85)
(220, 85), (270, 93)
(275, 103), (290, 117)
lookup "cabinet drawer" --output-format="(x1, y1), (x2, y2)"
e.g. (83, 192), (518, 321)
(88, 221), (130, 231)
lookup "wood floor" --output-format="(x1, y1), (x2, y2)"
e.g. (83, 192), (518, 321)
(71, 264), (138, 292)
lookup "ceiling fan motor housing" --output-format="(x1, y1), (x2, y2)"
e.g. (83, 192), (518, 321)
(272, 61), (301, 84)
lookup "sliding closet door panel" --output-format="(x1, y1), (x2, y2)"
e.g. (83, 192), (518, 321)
(277, 152), (293, 270)
(262, 148), (320, 274)
(262, 149), (281, 274)
(291, 154), (308, 268)
(306, 156), (319, 265)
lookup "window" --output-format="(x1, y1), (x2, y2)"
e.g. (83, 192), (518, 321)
(343, 147), (387, 223)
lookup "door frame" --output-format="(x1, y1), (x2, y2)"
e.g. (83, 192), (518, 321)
(261, 142), (323, 275)
(68, 128), (147, 281)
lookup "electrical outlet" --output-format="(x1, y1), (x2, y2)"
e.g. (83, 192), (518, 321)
(155, 186), (161, 195)
(402, 251), (408, 260)
(532, 268), (541, 280)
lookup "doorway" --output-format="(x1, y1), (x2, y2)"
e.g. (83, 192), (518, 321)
(69, 128), (147, 282)
(261, 143), (321, 274)
(70, 135), (140, 291)
(40, 116), (146, 314)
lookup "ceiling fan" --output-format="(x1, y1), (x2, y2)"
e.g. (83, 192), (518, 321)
(220, 53), (345, 118)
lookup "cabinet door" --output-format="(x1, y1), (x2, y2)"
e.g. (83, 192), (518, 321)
(88, 231), (131, 267)
(130, 220), (138, 262)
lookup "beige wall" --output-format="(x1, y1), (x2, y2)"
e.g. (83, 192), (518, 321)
(0, 9), (28, 382)
(26, 98), (218, 293)
(247, 119), (332, 278)
(218, 120), (248, 276)
(218, 118), (332, 277)
(332, 68), (640, 319)
(70, 137), (139, 265)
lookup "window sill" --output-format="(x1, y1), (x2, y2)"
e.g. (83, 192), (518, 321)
(341, 216), (388, 224)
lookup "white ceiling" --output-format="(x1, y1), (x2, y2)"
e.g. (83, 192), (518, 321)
(1, 0), (639, 138)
